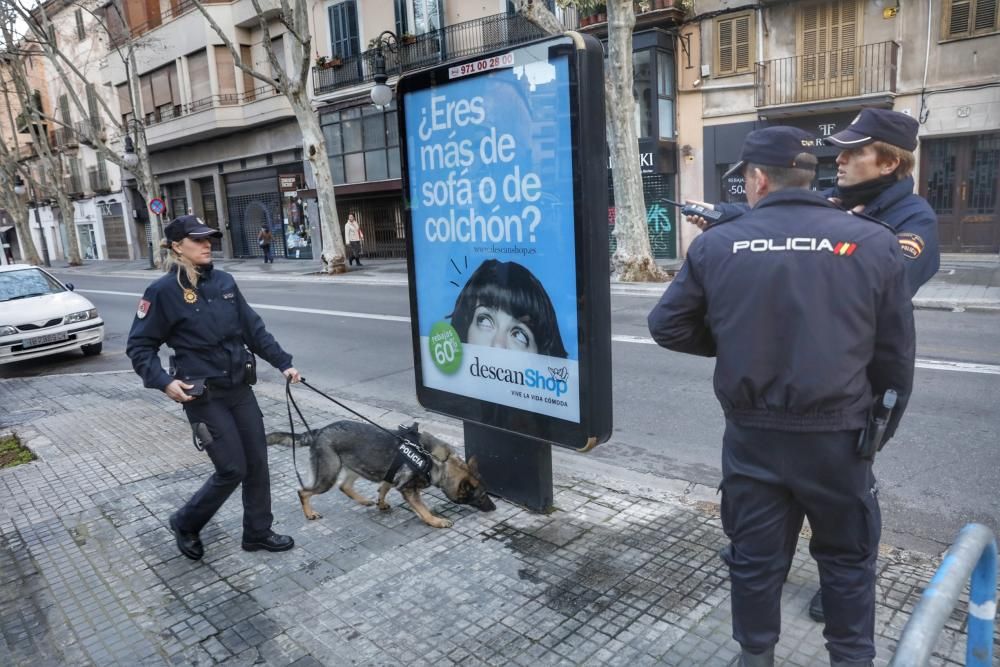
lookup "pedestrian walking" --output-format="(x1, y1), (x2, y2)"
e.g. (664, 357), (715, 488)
(127, 215), (301, 561)
(344, 212), (364, 267)
(648, 127), (915, 667)
(257, 224), (274, 264)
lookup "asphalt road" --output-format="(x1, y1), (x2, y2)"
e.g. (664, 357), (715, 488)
(6, 271), (999, 554)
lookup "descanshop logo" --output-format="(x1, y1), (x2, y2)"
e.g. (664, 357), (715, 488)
(732, 238), (858, 255)
(469, 357), (568, 397)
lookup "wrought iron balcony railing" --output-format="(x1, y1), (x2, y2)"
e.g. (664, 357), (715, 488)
(313, 12), (550, 97)
(108, 0), (227, 48)
(140, 84), (281, 129)
(755, 41), (898, 108)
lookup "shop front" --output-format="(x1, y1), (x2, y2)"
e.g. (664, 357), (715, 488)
(225, 165), (313, 260)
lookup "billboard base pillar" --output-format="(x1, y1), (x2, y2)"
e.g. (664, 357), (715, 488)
(463, 421), (553, 513)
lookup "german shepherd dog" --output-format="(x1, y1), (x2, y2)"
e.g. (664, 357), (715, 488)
(266, 420), (496, 528)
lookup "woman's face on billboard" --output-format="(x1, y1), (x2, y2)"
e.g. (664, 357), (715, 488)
(467, 305), (538, 353)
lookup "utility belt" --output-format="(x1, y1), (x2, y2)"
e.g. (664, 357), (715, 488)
(169, 347), (257, 395)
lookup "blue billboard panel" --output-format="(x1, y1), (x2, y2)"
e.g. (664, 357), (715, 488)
(404, 53), (580, 423)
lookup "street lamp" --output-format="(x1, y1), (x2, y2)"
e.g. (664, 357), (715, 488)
(13, 174), (51, 267)
(121, 134), (140, 170)
(370, 31), (399, 108)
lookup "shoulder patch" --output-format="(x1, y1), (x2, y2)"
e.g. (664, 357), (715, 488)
(136, 298), (151, 319)
(897, 232), (925, 259)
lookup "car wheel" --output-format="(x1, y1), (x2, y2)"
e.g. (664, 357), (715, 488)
(81, 342), (103, 356)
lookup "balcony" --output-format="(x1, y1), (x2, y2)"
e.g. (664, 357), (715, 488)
(87, 166), (111, 193)
(74, 120), (105, 146)
(52, 127), (78, 149)
(312, 12), (550, 97)
(143, 84), (289, 148)
(755, 41), (898, 109)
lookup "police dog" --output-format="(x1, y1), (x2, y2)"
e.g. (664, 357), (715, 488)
(266, 420), (495, 528)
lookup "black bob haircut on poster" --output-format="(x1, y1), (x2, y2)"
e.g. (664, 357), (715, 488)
(450, 259), (568, 358)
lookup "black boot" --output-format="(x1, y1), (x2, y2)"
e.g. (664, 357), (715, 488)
(830, 658), (873, 667)
(169, 513), (204, 561)
(242, 531), (294, 552)
(729, 646), (774, 667)
(808, 589), (824, 622)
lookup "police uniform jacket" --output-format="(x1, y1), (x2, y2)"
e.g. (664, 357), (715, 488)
(714, 175), (939, 297)
(648, 189), (915, 435)
(126, 265), (292, 391)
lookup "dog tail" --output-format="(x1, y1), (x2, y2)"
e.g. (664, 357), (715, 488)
(265, 431), (298, 447)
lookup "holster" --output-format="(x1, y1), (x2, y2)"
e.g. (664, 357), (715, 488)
(244, 349), (257, 385)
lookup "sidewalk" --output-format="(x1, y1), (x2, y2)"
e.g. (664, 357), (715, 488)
(47, 253), (1000, 310)
(0, 372), (983, 666)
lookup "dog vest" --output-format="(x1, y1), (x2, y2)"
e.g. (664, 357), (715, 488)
(383, 438), (434, 483)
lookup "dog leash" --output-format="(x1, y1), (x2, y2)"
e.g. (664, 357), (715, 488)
(283, 378), (434, 486)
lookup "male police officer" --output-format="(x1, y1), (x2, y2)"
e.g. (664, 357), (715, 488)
(648, 127), (915, 667)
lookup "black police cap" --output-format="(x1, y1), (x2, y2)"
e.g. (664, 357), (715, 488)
(825, 108), (919, 151)
(723, 126), (820, 179)
(164, 215), (223, 242)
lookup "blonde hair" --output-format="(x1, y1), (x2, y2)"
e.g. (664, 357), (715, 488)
(160, 238), (201, 289)
(871, 140), (915, 180)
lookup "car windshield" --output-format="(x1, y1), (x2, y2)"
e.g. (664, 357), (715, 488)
(0, 269), (65, 302)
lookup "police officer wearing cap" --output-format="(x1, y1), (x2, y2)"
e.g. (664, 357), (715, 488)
(127, 215), (301, 561)
(689, 107), (940, 300)
(648, 127), (915, 667)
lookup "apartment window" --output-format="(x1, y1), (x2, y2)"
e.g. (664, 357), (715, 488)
(215, 47), (238, 103)
(117, 84), (133, 126)
(633, 50), (653, 139)
(188, 49), (211, 108)
(269, 36), (287, 82)
(943, 0), (999, 39)
(657, 51), (675, 139)
(137, 64), (180, 123)
(322, 103), (400, 185)
(75, 9), (85, 39)
(328, 1), (359, 58)
(394, 0), (408, 36)
(798, 1), (859, 85)
(85, 83), (101, 132)
(240, 45), (256, 100)
(714, 12), (753, 77)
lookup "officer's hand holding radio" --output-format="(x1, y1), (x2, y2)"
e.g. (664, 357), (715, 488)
(683, 199), (717, 231)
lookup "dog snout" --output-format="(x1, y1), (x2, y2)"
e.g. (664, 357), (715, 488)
(474, 493), (496, 512)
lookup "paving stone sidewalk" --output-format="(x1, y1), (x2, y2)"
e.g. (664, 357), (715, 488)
(0, 373), (991, 666)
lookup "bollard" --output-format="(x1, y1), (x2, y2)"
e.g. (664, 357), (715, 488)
(890, 523), (997, 667)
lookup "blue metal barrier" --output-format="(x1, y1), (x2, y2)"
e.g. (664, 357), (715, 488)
(890, 523), (997, 667)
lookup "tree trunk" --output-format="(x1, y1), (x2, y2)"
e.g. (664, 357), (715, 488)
(605, 0), (665, 282)
(290, 95), (347, 274)
(56, 196), (82, 265)
(13, 210), (41, 265)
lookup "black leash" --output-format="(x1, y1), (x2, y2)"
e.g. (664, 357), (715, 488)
(283, 378), (434, 487)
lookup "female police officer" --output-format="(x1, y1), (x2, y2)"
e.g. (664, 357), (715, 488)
(127, 215), (301, 561)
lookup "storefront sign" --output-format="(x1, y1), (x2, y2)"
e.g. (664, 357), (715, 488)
(278, 174), (300, 192)
(399, 34), (612, 449)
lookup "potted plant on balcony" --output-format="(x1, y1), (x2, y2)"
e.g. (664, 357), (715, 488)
(401, 32), (417, 45)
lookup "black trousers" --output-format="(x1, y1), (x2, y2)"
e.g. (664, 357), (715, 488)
(348, 241), (362, 265)
(175, 385), (273, 540)
(719, 421), (880, 663)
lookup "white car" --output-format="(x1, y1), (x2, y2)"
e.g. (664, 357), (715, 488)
(0, 264), (105, 364)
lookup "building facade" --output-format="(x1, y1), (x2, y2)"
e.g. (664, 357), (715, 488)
(678, 0), (1000, 255)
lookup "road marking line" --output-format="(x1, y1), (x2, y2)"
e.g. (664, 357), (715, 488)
(81, 290), (1000, 375)
(81, 289), (410, 323)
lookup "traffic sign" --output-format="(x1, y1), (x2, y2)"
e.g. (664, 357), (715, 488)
(149, 198), (165, 215)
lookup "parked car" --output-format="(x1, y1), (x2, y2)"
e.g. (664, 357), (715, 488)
(0, 264), (104, 364)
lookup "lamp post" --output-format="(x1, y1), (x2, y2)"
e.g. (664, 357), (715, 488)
(13, 175), (51, 267)
(370, 31), (400, 108)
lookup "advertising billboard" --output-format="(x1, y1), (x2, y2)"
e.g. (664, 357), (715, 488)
(399, 34), (611, 450)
